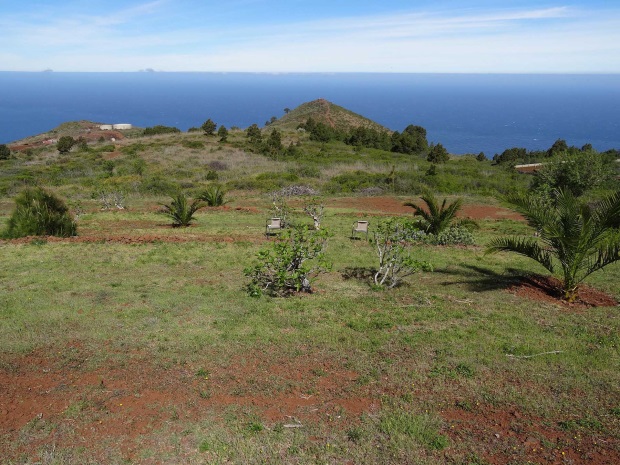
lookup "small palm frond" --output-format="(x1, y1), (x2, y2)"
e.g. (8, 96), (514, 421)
(501, 192), (550, 231)
(404, 193), (463, 235)
(486, 236), (555, 274)
(160, 193), (204, 227)
(592, 190), (620, 229)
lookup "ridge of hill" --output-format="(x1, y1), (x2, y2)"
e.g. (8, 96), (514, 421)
(8, 121), (142, 151)
(270, 98), (390, 133)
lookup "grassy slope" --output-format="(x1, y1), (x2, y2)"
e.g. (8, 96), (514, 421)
(0, 118), (619, 464)
(0, 200), (619, 464)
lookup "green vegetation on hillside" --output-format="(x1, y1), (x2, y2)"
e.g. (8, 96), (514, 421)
(1, 100), (619, 464)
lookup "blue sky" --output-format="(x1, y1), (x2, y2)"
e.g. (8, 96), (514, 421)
(1, 0), (619, 72)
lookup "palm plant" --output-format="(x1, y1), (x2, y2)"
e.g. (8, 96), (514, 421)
(404, 193), (464, 235)
(160, 193), (204, 227)
(198, 185), (227, 207)
(486, 189), (620, 302)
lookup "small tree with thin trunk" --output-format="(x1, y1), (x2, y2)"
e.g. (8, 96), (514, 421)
(372, 218), (432, 288)
(201, 119), (217, 136)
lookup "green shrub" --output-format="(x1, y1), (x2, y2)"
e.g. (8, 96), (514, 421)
(143, 125), (181, 136)
(245, 226), (332, 297)
(159, 193), (204, 227)
(2, 188), (77, 238)
(0, 144), (11, 160)
(428, 226), (475, 246)
(182, 140), (205, 149)
(56, 136), (76, 154)
(324, 171), (389, 193)
(198, 185), (227, 206)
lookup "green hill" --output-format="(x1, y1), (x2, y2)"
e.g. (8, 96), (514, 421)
(270, 98), (390, 133)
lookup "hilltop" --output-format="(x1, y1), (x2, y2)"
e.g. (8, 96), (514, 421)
(269, 98), (389, 133)
(8, 120), (142, 152)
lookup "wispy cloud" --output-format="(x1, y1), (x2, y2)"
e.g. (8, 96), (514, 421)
(1, 3), (618, 72)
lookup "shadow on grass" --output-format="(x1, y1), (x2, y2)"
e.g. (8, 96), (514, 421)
(434, 264), (527, 293)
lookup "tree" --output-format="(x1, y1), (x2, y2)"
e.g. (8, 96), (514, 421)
(302, 197), (325, 230)
(246, 123), (262, 145)
(284, 107), (291, 114)
(0, 144), (10, 160)
(404, 192), (463, 235)
(264, 128), (283, 155)
(486, 189), (620, 302)
(427, 143), (449, 164)
(532, 151), (613, 197)
(476, 152), (486, 162)
(201, 119), (217, 136)
(391, 125), (428, 155)
(372, 218), (433, 288)
(57, 136), (75, 153)
(2, 187), (77, 238)
(547, 138), (569, 157)
(493, 147), (528, 165)
(217, 125), (229, 142)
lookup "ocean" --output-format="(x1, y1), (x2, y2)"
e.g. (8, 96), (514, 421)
(1, 72), (619, 156)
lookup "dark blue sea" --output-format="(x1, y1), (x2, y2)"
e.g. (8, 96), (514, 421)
(1, 72), (619, 156)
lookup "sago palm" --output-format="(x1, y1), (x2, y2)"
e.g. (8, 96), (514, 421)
(404, 193), (463, 235)
(486, 189), (620, 302)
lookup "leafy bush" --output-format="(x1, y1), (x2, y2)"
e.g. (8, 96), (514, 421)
(427, 226), (475, 246)
(198, 185), (227, 206)
(2, 188), (77, 238)
(325, 171), (389, 193)
(56, 136), (76, 154)
(0, 144), (11, 160)
(182, 140), (205, 149)
(245, 226), (332, 297)
(143, 125), (181, 136)
(159, 193), (204, 227)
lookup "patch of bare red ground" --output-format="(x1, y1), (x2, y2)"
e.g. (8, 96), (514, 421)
(0, 345), (376, 461)
(0, 234), (263, 245)
(442, 405), (620, 465)
(509, 275), (618, 309)
(328, 196), (524, 220)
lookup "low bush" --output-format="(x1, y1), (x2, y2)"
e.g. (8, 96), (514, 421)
(159, 193), (204, 227)
(182, 140), (205, 149)
(143, 125), (181, 136)
(2, 187), (77, 238)
(427, 226), (475, 246)
(198, 185), (227, 206)
(324, 171), (389, 193)
(245, 226), (332, 297)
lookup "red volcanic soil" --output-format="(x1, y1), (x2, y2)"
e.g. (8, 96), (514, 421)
(0, 346), (376, 462)
(510, 275), (618, 309)
(328, 196), (523, 220)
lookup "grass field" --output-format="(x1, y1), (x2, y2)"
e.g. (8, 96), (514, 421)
(1, 193), (619, 465)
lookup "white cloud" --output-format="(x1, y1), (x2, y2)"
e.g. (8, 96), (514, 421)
(1, 4), (619, 72)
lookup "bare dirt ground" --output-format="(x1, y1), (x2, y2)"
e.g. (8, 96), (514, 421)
(329, 196), (524, 220)
(3, 346), (618, 464)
